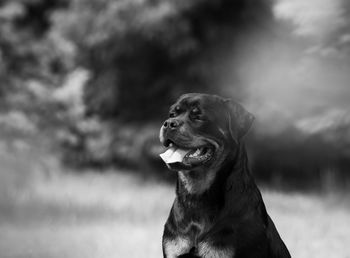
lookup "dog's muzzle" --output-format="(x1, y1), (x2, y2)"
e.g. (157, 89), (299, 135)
(159, 127), (215, 170)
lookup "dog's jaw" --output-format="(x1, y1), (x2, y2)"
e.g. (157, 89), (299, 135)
(160, 128), (231, 194)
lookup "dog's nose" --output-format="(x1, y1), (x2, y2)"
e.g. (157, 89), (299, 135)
(163, 119), (182, 130)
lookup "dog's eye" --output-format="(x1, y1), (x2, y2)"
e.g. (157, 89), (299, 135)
(190, 107), (201, 116)
(169, 106), (181, 117)
(190, 108), (204, 121)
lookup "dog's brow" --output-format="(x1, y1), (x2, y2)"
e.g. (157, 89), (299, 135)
(170, 102), (182, 110)
(180, 98), (201, 108)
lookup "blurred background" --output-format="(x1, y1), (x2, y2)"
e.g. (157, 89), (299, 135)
(0, 0), (350, 257)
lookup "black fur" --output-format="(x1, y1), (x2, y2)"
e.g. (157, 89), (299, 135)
(161, 94), (291, 258)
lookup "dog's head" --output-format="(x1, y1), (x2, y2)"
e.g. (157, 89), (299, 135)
(159, 93), (254, 172)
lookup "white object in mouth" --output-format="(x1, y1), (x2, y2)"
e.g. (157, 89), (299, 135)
(159, 146), (190, 164)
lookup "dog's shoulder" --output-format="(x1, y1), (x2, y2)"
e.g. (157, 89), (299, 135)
(266, 214), (291, 258)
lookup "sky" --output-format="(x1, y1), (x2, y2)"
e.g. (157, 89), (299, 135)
(238, 0), (350, 135)
(274, 0), (346, 39)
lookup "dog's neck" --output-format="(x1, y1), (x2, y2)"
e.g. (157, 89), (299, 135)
(176, 143), (253, 201)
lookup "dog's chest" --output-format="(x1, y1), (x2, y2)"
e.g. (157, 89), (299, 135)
(177, 217), (229, 254)
(174, 196), (219, 238)
(166, 195), (235, 257)
(179, 218), (206, 239)
(175, 201), (210, 237)
(164, 224), (235, 258)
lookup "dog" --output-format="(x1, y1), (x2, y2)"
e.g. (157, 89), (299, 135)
(159, 93), (291, 258)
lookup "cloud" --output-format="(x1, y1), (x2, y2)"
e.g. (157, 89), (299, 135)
(296, 109), (350, 134)
(273, 0), (346, 39)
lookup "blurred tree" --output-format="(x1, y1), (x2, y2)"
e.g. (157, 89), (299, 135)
(0, 0), (78, 157)
(53, 0), (273, 121)
(0, 0), (70, 107)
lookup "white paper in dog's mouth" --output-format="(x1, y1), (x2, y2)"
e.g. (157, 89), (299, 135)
(159, 146), (190, 164)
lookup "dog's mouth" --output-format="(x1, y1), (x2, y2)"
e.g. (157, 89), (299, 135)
(159, 139), (214, 169)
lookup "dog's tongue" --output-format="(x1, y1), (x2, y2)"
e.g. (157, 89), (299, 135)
(159, 146), (190, 164)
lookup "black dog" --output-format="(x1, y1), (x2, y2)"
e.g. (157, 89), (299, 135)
(159, 93), (291, 258)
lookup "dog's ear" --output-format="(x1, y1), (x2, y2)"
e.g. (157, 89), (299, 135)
(224, 99), (254, 141)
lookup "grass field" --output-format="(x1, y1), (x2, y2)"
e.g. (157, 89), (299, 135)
(0, 149), (350, 258)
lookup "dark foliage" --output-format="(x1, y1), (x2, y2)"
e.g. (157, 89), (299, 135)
(54, 0), (273, 121)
